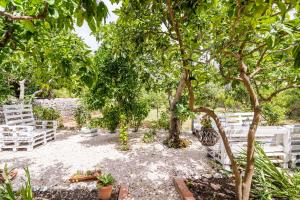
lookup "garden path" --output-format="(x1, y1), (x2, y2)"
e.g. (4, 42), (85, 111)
(0, 130), (213, 200)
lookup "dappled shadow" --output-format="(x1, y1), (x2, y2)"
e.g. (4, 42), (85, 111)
(79, 133), (120, 147)
(35, 162), (70, 187)
(55, 130), (80, 142)
(88, 147), (209, 200)
(0, 129), (212, 200)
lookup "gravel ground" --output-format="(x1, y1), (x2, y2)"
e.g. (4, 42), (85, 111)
(0, 129), (213, 200)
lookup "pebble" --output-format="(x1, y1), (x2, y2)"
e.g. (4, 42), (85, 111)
(202, 173), (213, 179)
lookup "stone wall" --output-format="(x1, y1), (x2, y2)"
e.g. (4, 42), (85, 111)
(0, 107), (4, 125)
(33, 98), (80, 118)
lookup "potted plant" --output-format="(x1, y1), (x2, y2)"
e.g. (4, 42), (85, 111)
(96, 173), (115, 200)
(198, 116), (219, 146)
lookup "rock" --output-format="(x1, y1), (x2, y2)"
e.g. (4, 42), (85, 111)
(202, 174), (212, 179)
(213, 173), (223, 179)
(210, 183), (221, 191)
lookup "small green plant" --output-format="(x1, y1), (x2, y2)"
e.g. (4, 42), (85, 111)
(74, 106), (91, 127)
(96, 173), (115, 188)
(33, 105), (61, 120)
(119, 115), (129, 150)
(89, 117), (103, 128)
(143, 131), (156, 143)
(0, 165), (33, 200)
(200, 116), (213, 128)
(18, 167), (33, 200)
(158, 111), (169, 130)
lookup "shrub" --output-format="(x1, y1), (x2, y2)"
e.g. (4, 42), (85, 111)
(143, 131), (156, 143)
(33, 106), (61, 120)
(74, 106), (91, 127)
(239, 144), (300, 199)
(89, 117), (103, 128)
(158, 111), (169, 130)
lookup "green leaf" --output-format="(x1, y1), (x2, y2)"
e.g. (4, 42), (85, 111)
(21, 21), (35, 33)
(86, 14), (96, 32)
(0, 0), (7, 7)
(47, 0), (55, 5)
(75, 9), (84, 27)
(294, 51), (300, 68)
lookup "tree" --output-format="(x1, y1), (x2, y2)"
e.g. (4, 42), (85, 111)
(186, 1), (300, 199)
(0, 0), (110, 101)
(111, 0), (212, 147)
(0, 0), (108, 49)
(84, 44), (150, 132)
(0, 27), (93, 101)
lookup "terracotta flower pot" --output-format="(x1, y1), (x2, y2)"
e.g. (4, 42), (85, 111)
(98, 185), (113, 200)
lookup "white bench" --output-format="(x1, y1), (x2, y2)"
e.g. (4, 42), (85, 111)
(207, 126), (290, 170)
(192, 113), (290, 169)
(0, 104), (57, 151)
(285, 125), (300, 167)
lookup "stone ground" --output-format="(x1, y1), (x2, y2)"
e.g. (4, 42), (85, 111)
(0, 129), (214, 200)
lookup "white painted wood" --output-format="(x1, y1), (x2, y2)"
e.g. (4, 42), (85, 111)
(206, 125), (290, 170)
(0, 104), (57, 151)
(285, 125), (300, 167)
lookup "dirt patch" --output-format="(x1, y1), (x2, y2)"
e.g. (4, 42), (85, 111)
(186, 177), (236, 200)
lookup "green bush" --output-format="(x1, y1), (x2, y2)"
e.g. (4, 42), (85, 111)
(262, 104), (285, 125)
(158, 111), (169, 130)
(143, 131), (156, 143)
(74, 106), (91, 127)
(89, 117), (103, 128)
(102, 106), (121, 133)
(33, 105), (61, 120)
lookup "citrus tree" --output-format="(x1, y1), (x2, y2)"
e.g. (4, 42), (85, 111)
(185, 1), (300, 199)
(109, 0), (300, 199)
(0, 0), (109, 101)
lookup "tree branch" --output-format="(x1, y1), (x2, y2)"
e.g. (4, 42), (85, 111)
(0, 28), (14, 48)
(249, 49), (267, 78)
(0, 3), (48, 21)
(262, 85), (300, 102)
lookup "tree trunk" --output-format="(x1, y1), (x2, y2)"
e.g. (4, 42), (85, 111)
(167, 109), (181, 146)
(19, 79), (26, 103)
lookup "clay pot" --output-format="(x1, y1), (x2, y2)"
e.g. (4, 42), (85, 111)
(98, 185), (113, 200)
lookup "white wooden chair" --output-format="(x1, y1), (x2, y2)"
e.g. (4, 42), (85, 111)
(0, 104), (57, 151)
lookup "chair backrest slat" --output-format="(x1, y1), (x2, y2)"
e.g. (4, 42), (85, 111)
(3, 104), (35, 126)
